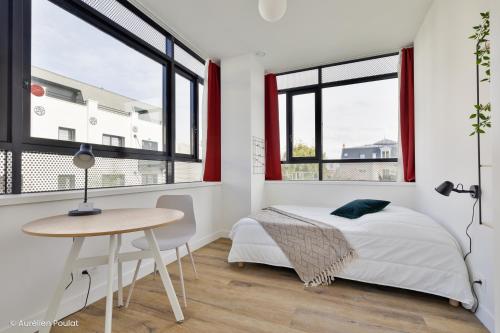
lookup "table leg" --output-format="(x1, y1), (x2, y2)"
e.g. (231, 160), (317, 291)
(40, 237), (85, 333)
(116, 234), (123, 307)
(144, 229), (184, 323)
(105, 235), (118, 333)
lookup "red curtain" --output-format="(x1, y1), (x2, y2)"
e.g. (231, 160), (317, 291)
(400, 48), (415, 182)
(203, 61), (221, 182)
(264, 74), (282, 180)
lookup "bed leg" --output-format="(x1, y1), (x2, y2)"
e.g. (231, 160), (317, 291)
(449, 299), (460, 307)
(237, 262), (245, 268)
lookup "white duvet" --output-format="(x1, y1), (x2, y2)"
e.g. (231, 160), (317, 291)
(228, 205), (474, 308)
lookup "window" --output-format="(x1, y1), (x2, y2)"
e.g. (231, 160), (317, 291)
(102, 134), (124, 147)
(1, 0), (205, 194)
(102, 174), (125, 187)
(142, 140), (158, 151)
(291, 92), (317, 158)
(58, 127), (76, 142)
(277, 53), (399, 182)
(175, 72), (195, 156)
(57, 175), (75, 190)
(141, 174), (158, 185)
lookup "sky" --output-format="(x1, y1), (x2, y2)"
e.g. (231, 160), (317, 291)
(279, 78), (398, 159)
(31, 0), (163, 107)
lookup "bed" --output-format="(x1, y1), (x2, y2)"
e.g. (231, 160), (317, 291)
(228, 204), (475, 308)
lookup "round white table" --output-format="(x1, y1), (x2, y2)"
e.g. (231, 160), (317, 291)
(22, 208), (185, 333)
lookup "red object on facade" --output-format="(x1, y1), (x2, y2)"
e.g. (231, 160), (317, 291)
(400, 48), (415, 182)
(264, 74), (282, 180)
(31, 84), (45, 97)
(203, 61), (221, 182)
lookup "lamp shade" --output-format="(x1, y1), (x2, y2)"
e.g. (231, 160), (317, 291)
(73, 144), (95, 169)
(435, 181), (454, 196)
(258, 0), (287, 22)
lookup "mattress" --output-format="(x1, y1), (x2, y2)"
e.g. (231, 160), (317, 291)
(228, 205), (474, 308)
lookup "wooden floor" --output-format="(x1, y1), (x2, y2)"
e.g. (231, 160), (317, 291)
(54, 238), (488, 333)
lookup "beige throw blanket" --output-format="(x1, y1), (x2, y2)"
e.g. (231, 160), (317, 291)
(250, 207), (357, 286)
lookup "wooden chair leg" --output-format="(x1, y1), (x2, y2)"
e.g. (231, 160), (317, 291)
(237, 262), (245, 268)
(176, 247), (187, 307)
(186, 243), (198, 279)
(449, 299), (460, 307)
(125, 259), (142, 308)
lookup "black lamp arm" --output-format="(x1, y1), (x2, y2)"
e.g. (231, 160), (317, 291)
(453, 185), (481, 199)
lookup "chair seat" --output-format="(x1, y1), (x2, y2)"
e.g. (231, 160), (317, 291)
(132, 234), (191, 251)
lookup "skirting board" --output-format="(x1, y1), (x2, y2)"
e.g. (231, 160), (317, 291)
(475, 302), (495, 333)
(0, 230), (230, 333)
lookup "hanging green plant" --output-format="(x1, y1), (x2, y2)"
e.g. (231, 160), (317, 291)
(469, 11), (490, 135)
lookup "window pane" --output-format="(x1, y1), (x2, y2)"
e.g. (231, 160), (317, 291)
(292, 93), (316, 158)
(282, 163), (319, 181)
(322, 55), (399, 83)
(31, 0), (163, 151)
(21, 151), (167, 193)
(278, 94), (287, 161)
(322, 79), (399, 160)
(277, 69), (318, 90)
(175, 73), (192, 155)
(175, 162), (202, 183)
(323, 162), (398, 182)
(174, 44), (205, 78)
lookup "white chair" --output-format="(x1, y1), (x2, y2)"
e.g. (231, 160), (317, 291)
(124, 195), (198, 308)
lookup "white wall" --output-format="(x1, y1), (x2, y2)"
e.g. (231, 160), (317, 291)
(414, 0), (494, 330)
(221, 54), (265, 230)
(0, 183), (222, 333)
(265, 181), (415, 209)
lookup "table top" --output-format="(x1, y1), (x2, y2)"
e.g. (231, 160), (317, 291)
(22, 208), (184, 238)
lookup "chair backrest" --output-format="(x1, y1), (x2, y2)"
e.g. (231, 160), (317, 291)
(154, 195), (196, 237)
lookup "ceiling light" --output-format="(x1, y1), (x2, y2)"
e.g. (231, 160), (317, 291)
(258, 0), (287, 22)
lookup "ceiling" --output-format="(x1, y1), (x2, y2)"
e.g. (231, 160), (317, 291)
(133, 0), (433, 73)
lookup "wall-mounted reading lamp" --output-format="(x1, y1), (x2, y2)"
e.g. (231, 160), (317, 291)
(435, 181), (481, 199)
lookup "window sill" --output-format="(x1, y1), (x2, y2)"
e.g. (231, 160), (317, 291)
(0, 182), (222, 207)
(265, 180), (415, 187)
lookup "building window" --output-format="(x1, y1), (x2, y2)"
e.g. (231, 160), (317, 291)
(103, 134), (124, 147)
(102, 174), (125, 187)
(141, 174), (158, 185)
(277, 53), (399, 182)
(142, 140), (158, 151)
(57, 174), (75, 190)
(58, 127), (76, 142)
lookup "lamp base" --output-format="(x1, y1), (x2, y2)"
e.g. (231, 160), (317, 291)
(470, 185), (481, 199)
(68, 202), (102, 216)
(68, 208), (102, 216)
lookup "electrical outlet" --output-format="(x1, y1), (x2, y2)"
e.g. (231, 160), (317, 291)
(77, 267), (96, 280)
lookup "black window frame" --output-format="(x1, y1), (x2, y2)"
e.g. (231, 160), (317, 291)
(1, 0), (206, 194)
(277, 52), (399, 182)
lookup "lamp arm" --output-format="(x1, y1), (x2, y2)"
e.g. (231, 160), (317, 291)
(84, 169), (88, 203)
(452, 188), (474, 194)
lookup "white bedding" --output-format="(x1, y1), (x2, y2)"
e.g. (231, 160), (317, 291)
(228, 205), (474, 308)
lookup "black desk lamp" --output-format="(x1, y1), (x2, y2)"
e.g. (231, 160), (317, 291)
(69, 144), (102, 216)
(435, 181), (481, 199)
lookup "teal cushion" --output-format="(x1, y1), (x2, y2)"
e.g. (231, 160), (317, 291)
(331, 199), (391, 219)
